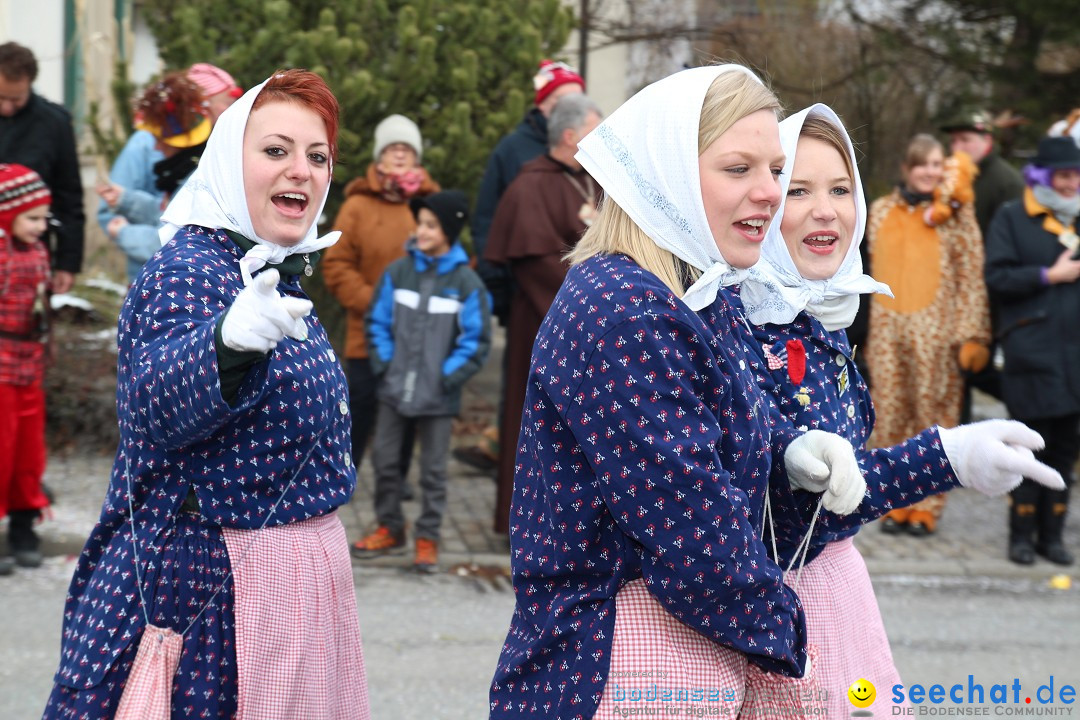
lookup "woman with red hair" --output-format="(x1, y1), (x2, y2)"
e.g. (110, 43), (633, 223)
(44, 70), (369, 719)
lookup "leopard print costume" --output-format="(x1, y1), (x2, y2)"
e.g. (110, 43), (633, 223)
(866, 189), (990, 532)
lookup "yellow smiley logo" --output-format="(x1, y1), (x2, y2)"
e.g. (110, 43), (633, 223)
(848, 678), (876, 708)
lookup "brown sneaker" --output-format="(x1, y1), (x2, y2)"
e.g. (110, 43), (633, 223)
(414, 537), (439, 573)
(351, 526), (406, 558)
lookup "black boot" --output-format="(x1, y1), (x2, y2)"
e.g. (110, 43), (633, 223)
(8, 509), (42, 568)
(1007, 483), (1038, 565)
(1036, 487), (1074, 566)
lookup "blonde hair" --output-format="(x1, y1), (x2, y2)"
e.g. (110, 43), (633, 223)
(567, 68), (780, 296)
(800, 115), (854, 181)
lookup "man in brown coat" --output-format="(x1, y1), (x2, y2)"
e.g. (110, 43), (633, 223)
(484, 94), (602, 533)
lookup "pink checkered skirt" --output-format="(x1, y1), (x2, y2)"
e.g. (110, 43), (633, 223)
(221, 511), (370, 720)
(786, 536), (909, 716)
(593, 578), (748, 719)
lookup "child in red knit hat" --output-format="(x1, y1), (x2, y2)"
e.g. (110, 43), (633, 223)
(0, 163), (53, 575)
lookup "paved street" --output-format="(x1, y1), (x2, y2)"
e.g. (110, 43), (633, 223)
(2, 327), (1078, 718)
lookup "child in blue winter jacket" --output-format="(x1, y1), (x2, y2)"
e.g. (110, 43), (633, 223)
(352, 190), (492, 571)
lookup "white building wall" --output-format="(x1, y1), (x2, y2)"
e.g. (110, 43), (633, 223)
(0, 0), (66, 105)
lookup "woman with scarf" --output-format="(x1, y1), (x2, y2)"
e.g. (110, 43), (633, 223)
(323, 114), (439, 549)
(866, 133), (992, 536)
(736, 105), (1064, 715)
(44, 69), (369, 719)
(986, 135), (1080, 567)
(487, 65), (883, 720)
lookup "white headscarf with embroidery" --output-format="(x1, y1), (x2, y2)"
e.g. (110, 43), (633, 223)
(741, 103), (891, 330)
(575, 64), (770, 311)
(159, 74), (340, 285)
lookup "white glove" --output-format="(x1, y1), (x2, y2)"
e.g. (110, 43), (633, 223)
(220, 269), (312, 353)
(783, 429), (867, 516)
(938, 419), (1065, 496)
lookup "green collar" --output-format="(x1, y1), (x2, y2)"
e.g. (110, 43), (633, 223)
(224, 229), (320, 278)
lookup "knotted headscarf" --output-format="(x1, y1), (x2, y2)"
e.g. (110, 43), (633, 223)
(574, 64), (767, 311)
(159, 76), (340, 285)
(741, 103), (891, 330)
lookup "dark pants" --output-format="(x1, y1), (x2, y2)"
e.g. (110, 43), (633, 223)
(1009, 413), (1079, 546)
(347, 357), (414, 475)
(372, 403), (453, 541)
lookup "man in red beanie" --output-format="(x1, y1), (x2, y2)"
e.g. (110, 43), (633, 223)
(455, 59), (584, 482)
(472, 59), (585, 320)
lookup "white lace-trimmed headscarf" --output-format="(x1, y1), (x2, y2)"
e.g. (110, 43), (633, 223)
(574, 64), (770, 311)
(159, 75), (340, 286)
(741, 103), (891, 330)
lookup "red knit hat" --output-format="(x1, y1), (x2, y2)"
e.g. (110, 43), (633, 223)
(533, 60), (585, 106)
(0, 163), (51, 235)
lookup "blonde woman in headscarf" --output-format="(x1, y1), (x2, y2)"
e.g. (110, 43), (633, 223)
(734, 104), (1063, 716)
(487, 64), (884, 720)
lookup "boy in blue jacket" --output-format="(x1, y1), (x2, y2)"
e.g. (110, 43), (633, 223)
(352, 190), (492, 571)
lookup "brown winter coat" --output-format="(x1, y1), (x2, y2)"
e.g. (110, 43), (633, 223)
(322, 164), (439, 358)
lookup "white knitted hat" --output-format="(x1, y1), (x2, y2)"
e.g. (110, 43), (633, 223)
(373, 114), (423, 161)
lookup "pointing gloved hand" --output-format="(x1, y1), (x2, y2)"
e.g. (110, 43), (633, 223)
(783, 429), (867, 516)
(938, 419), (1065, 496)
(221, 269), (312, 353)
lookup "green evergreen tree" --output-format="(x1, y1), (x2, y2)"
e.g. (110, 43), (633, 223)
(141, 0), (574, 346)
(143, 0), (573, 210)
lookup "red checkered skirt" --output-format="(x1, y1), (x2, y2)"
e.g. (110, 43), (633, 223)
(221, 511), (370, 720)
(593, 578), (749, 719)
(785, 536), (909, 716)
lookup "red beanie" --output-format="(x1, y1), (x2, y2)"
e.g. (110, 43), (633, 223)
(0, 163), (51, 235)
(533, 59), (585, 106)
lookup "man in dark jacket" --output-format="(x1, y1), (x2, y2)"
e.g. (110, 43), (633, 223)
(942, 109), (1025, 238)
(941, 109), (1025, 412)
(454, 60), (584, 476)
(0, 42), (84, 293)
(471, 59), (584, 322)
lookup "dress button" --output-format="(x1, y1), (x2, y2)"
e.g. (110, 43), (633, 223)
(339, 400), (348, 415)
(847, 404), (856, 418)
(836, 354), (847, 366)
(328, 349), (337, 362)
(739, 360), (746, 370)
(344, 452), (352, 467)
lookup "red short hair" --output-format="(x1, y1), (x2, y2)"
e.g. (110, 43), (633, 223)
(252, 69), (340, 163)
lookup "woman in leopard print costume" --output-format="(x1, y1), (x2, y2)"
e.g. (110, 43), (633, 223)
(866, 133), (991, 535)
